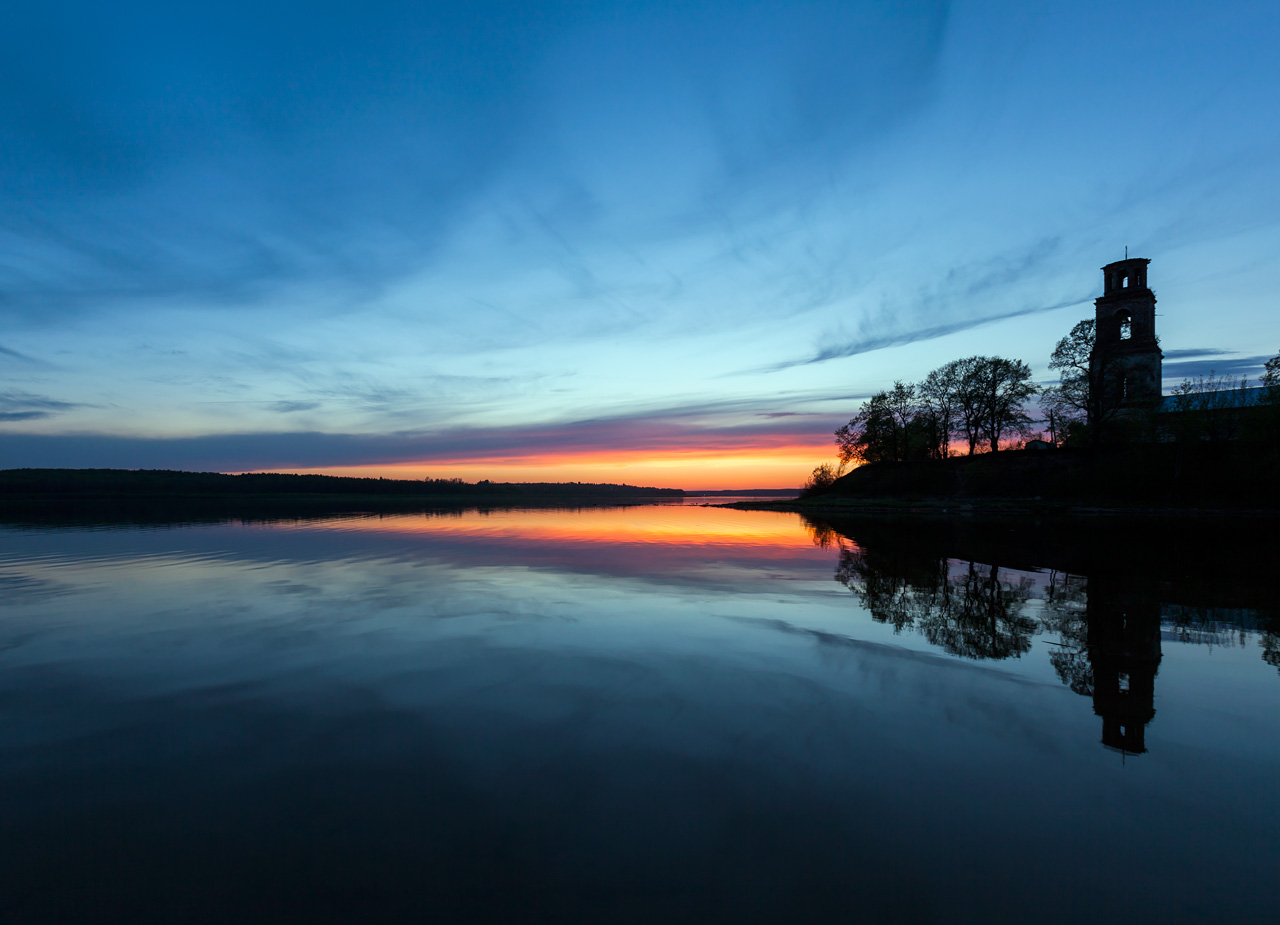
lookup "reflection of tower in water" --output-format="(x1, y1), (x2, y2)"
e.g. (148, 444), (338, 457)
(814, 515), (1280, 759)
(1087, 575), (1162, 755)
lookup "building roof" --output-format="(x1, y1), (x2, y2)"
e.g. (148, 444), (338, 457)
(1157, 386), (1270, 413)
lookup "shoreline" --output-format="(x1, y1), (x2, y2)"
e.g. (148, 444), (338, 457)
(727, 496), (1280, 520)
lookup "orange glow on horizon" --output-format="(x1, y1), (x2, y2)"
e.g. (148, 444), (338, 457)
(251, 443), (835, 490)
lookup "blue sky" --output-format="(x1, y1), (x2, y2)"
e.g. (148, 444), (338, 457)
(2, 0), (1278, 486)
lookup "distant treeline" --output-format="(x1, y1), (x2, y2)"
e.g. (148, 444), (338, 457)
(0, 469), (684, 500)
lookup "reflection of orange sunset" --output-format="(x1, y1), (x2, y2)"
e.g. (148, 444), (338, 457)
(305, 504), (819, 551)
(265, 443), (832, 490)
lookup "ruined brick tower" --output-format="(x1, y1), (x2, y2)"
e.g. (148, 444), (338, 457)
(1092, 257), (1162, 407)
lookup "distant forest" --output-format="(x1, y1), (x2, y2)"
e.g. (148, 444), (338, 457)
(0, 469), (683, 501)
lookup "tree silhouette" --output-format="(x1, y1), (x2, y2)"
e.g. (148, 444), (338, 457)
(1047, 318), (1130, 442)
(970, 357), (1038, 453)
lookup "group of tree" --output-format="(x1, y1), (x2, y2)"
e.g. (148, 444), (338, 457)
(832, 355), (1038, 468)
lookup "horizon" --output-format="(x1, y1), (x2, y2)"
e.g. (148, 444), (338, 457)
(3, 2), (1279, 489)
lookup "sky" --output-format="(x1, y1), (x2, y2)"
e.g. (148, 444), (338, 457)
(2, 0), (1279, 488)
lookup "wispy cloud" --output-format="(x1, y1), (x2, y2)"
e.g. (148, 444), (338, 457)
(0, 391), (80, 422)
(0, 344), (46, 365)
(1162, 348), (1235, 360)
(804, 297), (1089, 367)
(0, 1), (952, 330)
(754, 238), (1093, 372)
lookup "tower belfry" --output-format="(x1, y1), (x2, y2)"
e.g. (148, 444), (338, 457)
(1092, 256), (1162, 407)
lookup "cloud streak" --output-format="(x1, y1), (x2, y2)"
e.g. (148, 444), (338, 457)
(0, 1), (951, 327)
(0, 344), (46, 365)
(753, 238), (1093, 372)
(0, 391), (80, 422)
(800, 297), (1090, 368)
(0, 396), (844, 472)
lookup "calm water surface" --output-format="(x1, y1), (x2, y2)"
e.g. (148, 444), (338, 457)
(2, 504), (1277, 922)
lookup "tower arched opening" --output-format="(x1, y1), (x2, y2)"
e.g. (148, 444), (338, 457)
(1116, 310), (1132, 340)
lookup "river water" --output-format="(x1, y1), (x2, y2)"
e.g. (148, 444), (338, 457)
(2, 504), (1277, 922)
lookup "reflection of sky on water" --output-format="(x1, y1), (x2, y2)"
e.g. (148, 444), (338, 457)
(2, 507), (1278, 921)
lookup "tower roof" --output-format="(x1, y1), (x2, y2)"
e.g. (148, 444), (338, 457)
(1101, 256), (1150, 272)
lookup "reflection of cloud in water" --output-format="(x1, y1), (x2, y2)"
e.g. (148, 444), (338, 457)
(1, 509), (838, 612)
(0, 568), (77, 603)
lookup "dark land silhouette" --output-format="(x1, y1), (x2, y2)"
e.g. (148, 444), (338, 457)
(798, 441), (1280, 508)
(0, 468), (683, 527)
(0, 468), (683, 500)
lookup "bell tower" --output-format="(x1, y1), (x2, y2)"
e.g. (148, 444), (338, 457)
(1091, 256), (1162, 407)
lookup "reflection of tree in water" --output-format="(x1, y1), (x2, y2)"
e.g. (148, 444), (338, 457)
(813, 513), (1280, 754)
(1041, 572), (1092, 695)
(1163, 605), (1253, 648)
(805, 519), (842, 550)
(833, 543), (942, 632)
(1262, 611), (1280, 677)
(1159, 603), (1280, 678)
(830, 533), (1160, 752)
(1264, 637), (1280, 674)
(834, 545), (1037, 661)
(923, 560), (1037, 660)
